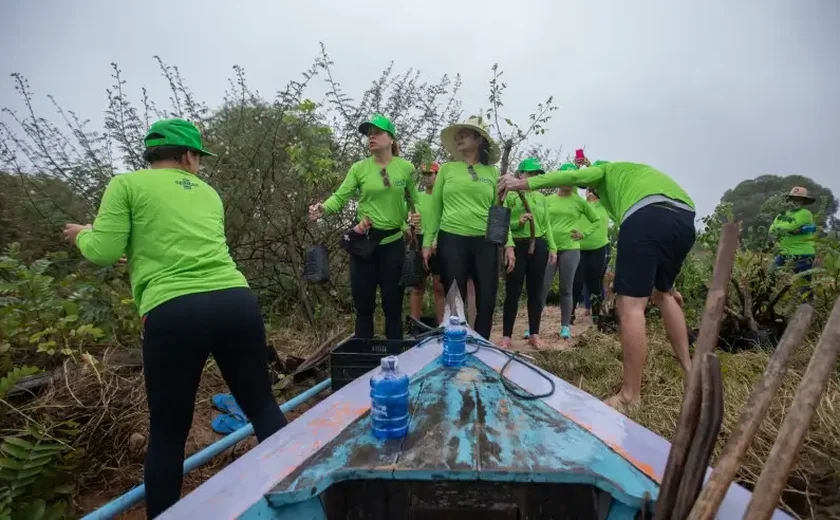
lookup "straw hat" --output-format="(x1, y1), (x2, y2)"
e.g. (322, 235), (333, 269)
(440, 115), (501, 164)
(786, 186), (816, 204)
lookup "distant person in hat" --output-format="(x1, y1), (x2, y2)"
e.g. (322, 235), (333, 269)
(769, 186), (818, 298)
(309, 114), (419, 339)
(63, 118), (287, 518)
(421, 115), (514, 339)
(500, 158), (557, 349)
(498, 156), (695, 410)
(411, 162), (446, 324)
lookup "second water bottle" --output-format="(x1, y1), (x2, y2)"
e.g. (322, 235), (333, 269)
(442, 315), (467, 368)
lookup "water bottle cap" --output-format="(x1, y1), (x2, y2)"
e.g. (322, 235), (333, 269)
(381, 356), (398, 371)
(449, 315), (461, 326)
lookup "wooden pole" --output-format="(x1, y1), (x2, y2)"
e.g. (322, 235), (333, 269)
(653, 223), (739, 520)
(687, 304), (814, 520)
(498, 139), (536, 254)
(673, 353), (723, 519)
(743, 296), (840, 520)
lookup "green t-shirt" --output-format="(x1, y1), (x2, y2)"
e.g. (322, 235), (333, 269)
(415, 190), (434, 236)
(323, 156), (419, 245)
(545, 192), (601, 251)
(76, 168), (248, 317)
(770, 208), (816, 256)
(422, 162), (512, 248)
(529, 162), (695, 223)
(578, 200), (610, 251)
(504, 191), (557, 252)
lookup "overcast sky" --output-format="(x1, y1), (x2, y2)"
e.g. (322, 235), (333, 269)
(2, 0), (838, 217)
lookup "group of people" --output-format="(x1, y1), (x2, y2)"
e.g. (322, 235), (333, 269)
(310, 113), (699, 412)
(72, 111), (818, 517)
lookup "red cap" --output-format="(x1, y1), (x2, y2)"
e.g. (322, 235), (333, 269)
(421, 162), (440, 173)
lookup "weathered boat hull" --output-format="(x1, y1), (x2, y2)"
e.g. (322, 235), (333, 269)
(159, 334), (792, 520)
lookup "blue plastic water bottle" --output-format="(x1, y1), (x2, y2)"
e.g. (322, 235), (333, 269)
(442, 315), (467, 368)
(369, 356), (409, 439)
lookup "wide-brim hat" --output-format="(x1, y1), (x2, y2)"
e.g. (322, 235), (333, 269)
(786, 186), (816, 204)
(440, 115), (501, 165)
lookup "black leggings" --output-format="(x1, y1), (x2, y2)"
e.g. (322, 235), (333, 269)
(438, 231), (500, 339)
(142, 287), (286, 519)
(349, 237), (405, 339)
(572, 244), (610, 320)
(503, 237), (549, 336)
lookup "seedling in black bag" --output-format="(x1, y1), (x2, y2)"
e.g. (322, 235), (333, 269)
(400, 188), (424, 287)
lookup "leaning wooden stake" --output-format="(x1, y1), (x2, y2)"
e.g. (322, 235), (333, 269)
(499, 139), (536, 254)
(743, 296), (840, 520)
(687, 304), (814, 520)
(653, 223), (739, 520)
(673, 353), (723, 520)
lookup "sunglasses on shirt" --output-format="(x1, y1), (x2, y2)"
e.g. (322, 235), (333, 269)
(380, 168), (391, 187)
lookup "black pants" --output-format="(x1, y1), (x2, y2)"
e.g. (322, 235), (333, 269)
(349, 237), (405, 339)
(438, 231), (500, 339)
(572, 244), (610, 321)
(142, 288), (286, 519)
(503, 237), (549, 336)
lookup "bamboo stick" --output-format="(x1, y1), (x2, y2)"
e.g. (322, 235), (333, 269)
(687, 304), (814, 520)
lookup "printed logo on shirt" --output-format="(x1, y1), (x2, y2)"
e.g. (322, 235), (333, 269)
(175, 179), (199, 190)
(393, 178), (407, 188)
(479, 178), (495, 186)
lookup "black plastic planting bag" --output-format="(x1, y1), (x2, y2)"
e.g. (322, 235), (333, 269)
(485, 205), (512, 245)
(400, 249), (424, 287)
(303, 245), (330, 284)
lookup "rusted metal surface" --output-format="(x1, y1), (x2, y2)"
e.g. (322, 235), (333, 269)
(745, 296), (840, 520)
(688, 304), (813, 520)
(655, 222), (739, 520)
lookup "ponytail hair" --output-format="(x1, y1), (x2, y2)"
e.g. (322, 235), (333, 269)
(478, 137), (490, 165)
(391, 141), (400, 156)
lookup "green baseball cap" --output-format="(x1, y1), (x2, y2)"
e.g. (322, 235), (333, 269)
(559, 162), (579, 171)
(592, 160), (610, 166)
(358, 114), (396, 137)
(144, 118), (216, 157)
(517, 157), (545, 174)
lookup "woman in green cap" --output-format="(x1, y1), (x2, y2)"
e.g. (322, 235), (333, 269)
(541, 162), (601, 340)
(572, 160), (613, 325)
(63, 118), (287, 518)
(500, 158), (556, 349)
(422, 115), (514, 339)
(309, 114), (419, 339)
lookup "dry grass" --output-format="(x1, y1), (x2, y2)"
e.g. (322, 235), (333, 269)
(532, 321), (840, 519)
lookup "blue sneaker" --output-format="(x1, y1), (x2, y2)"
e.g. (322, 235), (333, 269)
(560, 326), (571, 339)
(523, 330), (531, 339)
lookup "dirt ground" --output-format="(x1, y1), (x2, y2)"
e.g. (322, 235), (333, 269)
(489, 304), (594, 352)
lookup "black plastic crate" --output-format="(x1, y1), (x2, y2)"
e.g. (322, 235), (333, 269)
(330, 337), (418, 391)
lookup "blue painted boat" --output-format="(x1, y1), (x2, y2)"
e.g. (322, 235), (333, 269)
(157, 325), (793, 520)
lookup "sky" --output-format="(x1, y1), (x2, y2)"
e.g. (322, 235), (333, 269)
(1, 0), (838, 218)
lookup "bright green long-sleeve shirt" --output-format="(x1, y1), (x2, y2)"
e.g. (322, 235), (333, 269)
(415, 190), (434, 237)
(545, 192), (601, 251)
(578, 200), (611, 250)
(770, 208), (816, 255)
(323, 156), (419, 245)
(504, 191), (557, 252)
(528, 162), (695, 223)
(76, 168), (248, 317)
(422, 161), (513, 248)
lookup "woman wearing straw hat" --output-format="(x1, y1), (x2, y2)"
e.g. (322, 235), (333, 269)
(63, 118), (287, 518)
(540, 162), (601, 340)
(769, 186), (818, 297)
(421, 115), (514, 339)
(500, 158), (556, 349)
(309, 114), (419, 339)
